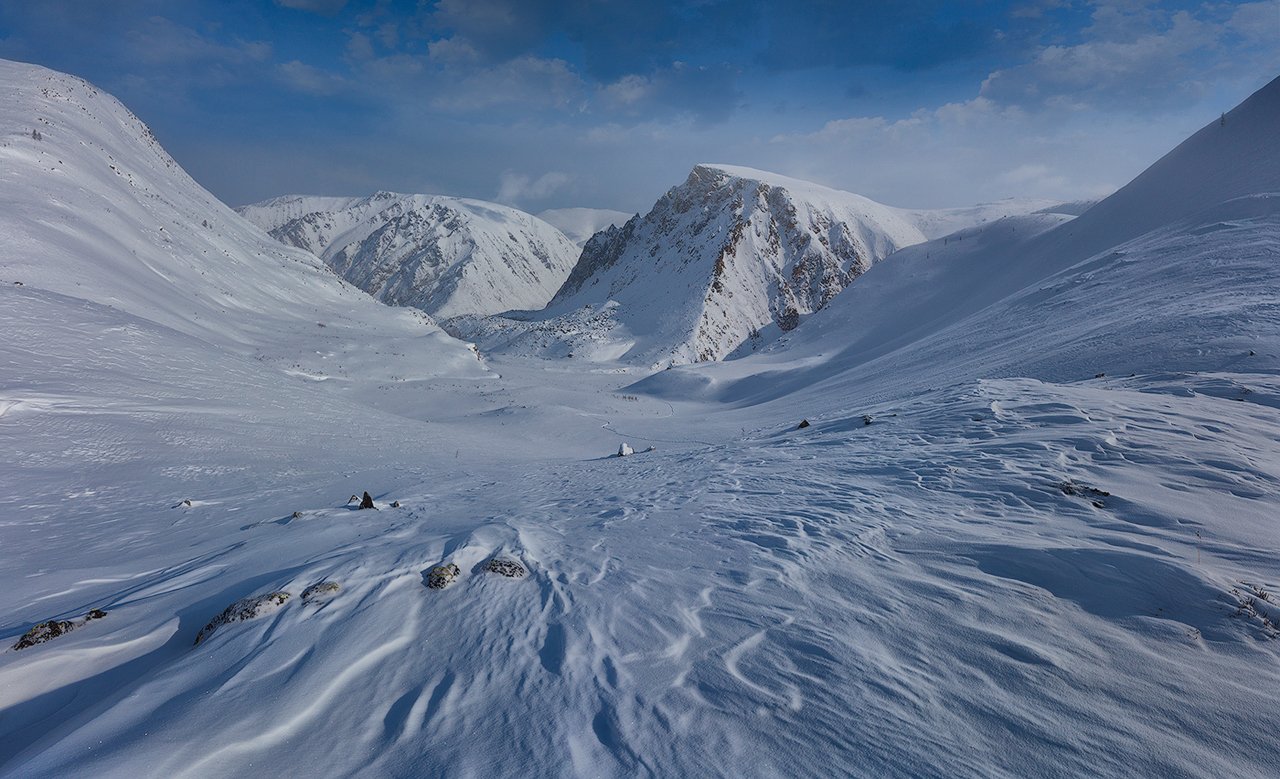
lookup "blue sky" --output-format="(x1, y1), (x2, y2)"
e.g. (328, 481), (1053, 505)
(0, 1), (1275, 212)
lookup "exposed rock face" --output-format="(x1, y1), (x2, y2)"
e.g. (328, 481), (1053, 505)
(195, 591), (291, 645)
(545, 164), (929, 365)
(238, 193), (581, 319)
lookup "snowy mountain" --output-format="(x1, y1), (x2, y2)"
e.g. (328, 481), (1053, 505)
(239, 193), (580, 319)
(452, 165), (926, 365)
(536, 207), (632, 247)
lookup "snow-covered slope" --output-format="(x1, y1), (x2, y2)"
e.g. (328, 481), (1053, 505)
(239, 193), (580, 319)
(0, 61), (487, 384)
(537, 207), (632, 248)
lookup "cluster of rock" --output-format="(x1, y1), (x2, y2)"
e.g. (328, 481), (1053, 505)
(426, 557), (527, 590)
(12, 608), (107, 651)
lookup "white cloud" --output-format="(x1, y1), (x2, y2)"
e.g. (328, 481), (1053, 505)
(980, 2), (1278, 111)
(277, 60), (350, 95)
(602, 75), (652, 107)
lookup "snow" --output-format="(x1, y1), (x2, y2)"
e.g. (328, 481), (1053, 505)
(239, 192), (581, 319)
(2, 59), (1280, 779)
(537, 207), (633, 248)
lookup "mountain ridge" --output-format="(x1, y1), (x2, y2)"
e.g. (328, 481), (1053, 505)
(239, 192), (580, 319)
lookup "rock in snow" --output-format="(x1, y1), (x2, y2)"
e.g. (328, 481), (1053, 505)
(425, 563), (461, 590)
(617, 442), (634, 457)
(11, 609), (108, 651)
(301, 581), (340, 605)
(484, 558), (527, 578)
(195, 592), (291, 645)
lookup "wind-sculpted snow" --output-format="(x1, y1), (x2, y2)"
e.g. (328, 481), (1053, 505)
(239, 192), (581, 318)
(5, 359), (1280, 778)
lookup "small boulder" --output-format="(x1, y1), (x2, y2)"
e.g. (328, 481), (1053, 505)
(347, 494), (360, 505)
(359, 491), (376, 510)
(302, 581), (340, 605)
(485, 558), (527, 578)
(1058, 480), (1110, 508)
(195, 591), (291, 645)
(426, 563), (461, 590)
(173, 499), (193, 508)
(862, 415), (874, 426)
(12, 619), (75, 651)
(797, 419), (810, 429)
(292, 511), (303, 519)
(390, 500), (401, 508)
(618, 443), (634, 457)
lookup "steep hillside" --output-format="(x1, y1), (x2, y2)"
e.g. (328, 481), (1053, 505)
(0, 60), (487, 385)
(239, 193), (580, 318)
(537, 207), (632, 247)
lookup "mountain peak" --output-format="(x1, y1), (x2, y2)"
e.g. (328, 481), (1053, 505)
(534, 166), (929, 364)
